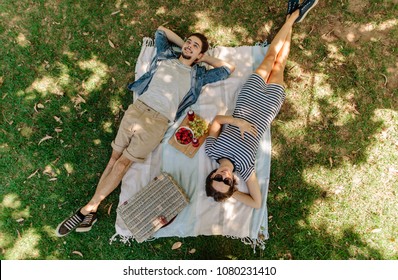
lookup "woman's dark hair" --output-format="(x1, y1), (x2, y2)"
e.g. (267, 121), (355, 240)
(205, 169), (237, 202)
(188, 32), (209, 54)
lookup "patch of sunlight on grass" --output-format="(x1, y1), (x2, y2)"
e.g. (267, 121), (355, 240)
(194, 11), (249, 46)
(302, 108), (398, 258)
(24, 63), (70, 98)
(5, 228), (40, 259)
(26, 76), (64, 97)
(359, 19), (398, 33)
(61, 105), (71, 113)
(93, 139), (101, 145)
(0, 143), (10, 153)
(16, 33), (30, 47)
(78, 56), (109, 94)
(16, 90), (25, 97)
(11, 206), (30, 220)
(2, 193), (21, 209)
(63, 163), (74, 175)
(109, 95), (122, 115)
(156, 6), (166, 15)
(327, 43), (346, 63)
(57, 62), (71, 87)
(102, 121), (113, 133)
(0, 231), (13, 248)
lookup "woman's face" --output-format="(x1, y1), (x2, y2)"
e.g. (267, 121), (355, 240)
(210, 167), (234, 193)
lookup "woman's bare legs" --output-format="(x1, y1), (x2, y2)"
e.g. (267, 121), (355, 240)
(267, 27), (292, 86)
(255, 10), (298, 81)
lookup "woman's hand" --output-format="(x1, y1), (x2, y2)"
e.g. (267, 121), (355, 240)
(234, 118), (257, 139)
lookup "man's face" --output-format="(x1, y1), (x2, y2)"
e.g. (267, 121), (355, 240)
(211, 167), (234, 193)
(181, 36), (203, 61)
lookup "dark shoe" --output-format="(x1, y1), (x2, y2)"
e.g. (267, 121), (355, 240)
(295, 0), (319, 23)
(55, 209), (85, 237)
(75, 212), (97, 232)
(287, 0), (299, 15)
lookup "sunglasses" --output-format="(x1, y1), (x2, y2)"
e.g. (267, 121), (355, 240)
(212, 174), (233, 187)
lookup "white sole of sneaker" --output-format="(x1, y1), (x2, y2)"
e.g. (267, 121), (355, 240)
(75, 219), (97, 232)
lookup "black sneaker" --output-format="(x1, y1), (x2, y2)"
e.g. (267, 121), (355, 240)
(287, 0), (299, 15)
(75, 212), (97, 232)
(295, 0), (319, 23)
(55, 209), (85, 237)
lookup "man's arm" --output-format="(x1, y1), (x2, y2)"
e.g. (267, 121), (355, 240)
(198, 54), (235, 73)
(232, 172), (262, 209)
(157, 26), (184, 48)
(208, 115), (257, 138)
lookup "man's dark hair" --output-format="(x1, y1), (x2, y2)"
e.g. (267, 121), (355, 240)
(205, 169), (237, 202)
(188, 32), (209, 54)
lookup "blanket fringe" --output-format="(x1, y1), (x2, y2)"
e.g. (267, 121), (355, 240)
(142, 37), (154, 47)
(109, 233), (133, 246)
(255, 39), (269, 48)
(110, 233), (266, 253)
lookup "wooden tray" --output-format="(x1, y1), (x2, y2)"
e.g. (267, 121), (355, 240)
(168, 114), (209, 158)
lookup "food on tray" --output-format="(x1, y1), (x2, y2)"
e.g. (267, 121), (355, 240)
(174, 126), (193, 145)
(188, 117), (208, 138)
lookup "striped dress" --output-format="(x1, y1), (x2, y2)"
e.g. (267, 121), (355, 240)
(205, 73), (286, 181)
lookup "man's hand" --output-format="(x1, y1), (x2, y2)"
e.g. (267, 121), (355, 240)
(197, 54), (236, 73)
(157, 26), (184, 48)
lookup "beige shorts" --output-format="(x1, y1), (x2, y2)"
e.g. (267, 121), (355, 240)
(111, 100), (169, 163)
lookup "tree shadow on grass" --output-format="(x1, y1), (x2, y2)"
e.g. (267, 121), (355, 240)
(1, 0), (396, 260)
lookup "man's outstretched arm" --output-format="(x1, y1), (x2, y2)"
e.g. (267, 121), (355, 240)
(157, 26), (184, 48)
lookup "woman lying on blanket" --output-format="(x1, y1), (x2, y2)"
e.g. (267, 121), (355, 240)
(205, 0), (318, 208)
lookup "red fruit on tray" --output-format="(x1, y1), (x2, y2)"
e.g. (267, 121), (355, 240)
(174, 126), (193, 145)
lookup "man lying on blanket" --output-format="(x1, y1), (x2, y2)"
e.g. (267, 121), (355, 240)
(205, 0), (318, 208)
(56, 26), (235, 237)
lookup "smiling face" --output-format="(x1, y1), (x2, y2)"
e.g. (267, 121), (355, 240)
(181, 35), (204, 61)
(211, 167), (234, 193)
(205, 168), (237, 202)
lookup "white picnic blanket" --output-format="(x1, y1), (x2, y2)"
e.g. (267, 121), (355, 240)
(111, 38), (271, 250)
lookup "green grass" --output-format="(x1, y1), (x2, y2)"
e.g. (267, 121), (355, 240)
(1, 0), (397, 260)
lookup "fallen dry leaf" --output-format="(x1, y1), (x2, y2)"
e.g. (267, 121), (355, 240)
(55, 127), (63, 133)
(125, 61), (131, 66)
(38, 135), (53, 145)
(108, 39), (116, 49)
(72, 251), (83, 257)
(111, 10), (121, 15)
(171, 241), (182, 250)
(71, 94), (86, 106)
(48, 178), (58, 181)
(16, 218), (25, 223)
(27, 169), (39, 179)
(189, 248), (196, 254)
(34, 102), (44, 112)
(329, 157), (333, 168)
(107, 203), (113, 216)
(54, 116), (63, 124)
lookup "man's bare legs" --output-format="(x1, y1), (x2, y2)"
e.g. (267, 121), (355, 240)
(255, 10), (298, 82)
(79, 151), (133, 215)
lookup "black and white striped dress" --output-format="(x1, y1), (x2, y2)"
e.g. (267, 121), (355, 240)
(205, 73), (286, 181)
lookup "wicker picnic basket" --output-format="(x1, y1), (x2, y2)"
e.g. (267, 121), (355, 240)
(117, 172), (189, 243)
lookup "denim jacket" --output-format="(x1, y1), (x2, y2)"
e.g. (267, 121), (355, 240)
(127, 29), (231, 121)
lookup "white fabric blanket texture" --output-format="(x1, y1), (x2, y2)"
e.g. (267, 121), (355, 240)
(112, 38), (271, 250)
